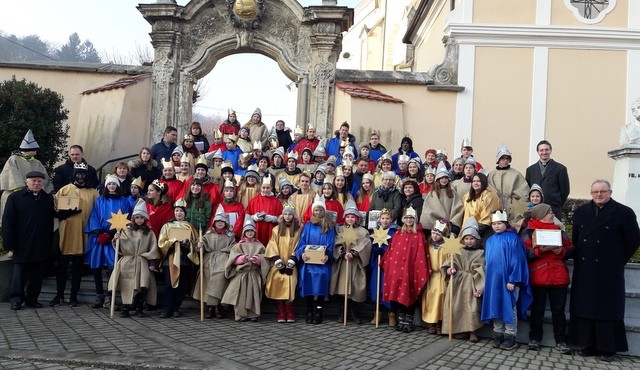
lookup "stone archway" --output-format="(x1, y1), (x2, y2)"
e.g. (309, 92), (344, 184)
(139, 0), (353, 141)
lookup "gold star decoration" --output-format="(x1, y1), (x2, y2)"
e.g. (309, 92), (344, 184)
(509, 197), (529, 219)
(339, 225), (360, 250)
(107, 209), (131, 231)
(439, 234), (463, 256)
(371, 226), (392, 247)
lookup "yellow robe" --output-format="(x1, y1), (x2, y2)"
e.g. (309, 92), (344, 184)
(288, 189), (315, 218)
(158, 220), (198, 288)
(462, 188), (502, 227)
(264, 225), (302, 301)
(56, 184), (99, 255)
(238, 184), (258, 209)
(421, 242), (449, 323)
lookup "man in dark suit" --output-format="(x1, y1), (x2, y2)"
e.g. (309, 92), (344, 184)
(525, 140), (570, 218)
(569, 179), (640, 361)
(3, 171), (56, 310)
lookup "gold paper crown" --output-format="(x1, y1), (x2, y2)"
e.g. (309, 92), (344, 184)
(161, 158), (173, 169)
(339, 138), (350, 147)
(492, 210), (508, 223)
(363, 173), (374, 182)
(223, 179), (235, 188)
(253, 141), (262, 150)
(221, 161), (233, 170)
(227, 134), (238, 142)
(104, 174), (119, 186)
(262, 174), (272, 186)
(287, 151), (299, 161)
(403, 205), (417, 218)
(379, 151), (392, 162)
(180, 153), (189, 163)
(174, 198), (187, 208)
(73, 162), (88, 171)
(342, 159), (353, 168)
(461, 138), (472, 149)
(425, 166), (437, 175)
(283, 202), (296, 213)
(240, 153), (252, 162)
(380, 208), (392, 216)
(335, 166), (344, 178)
(131, 176), (144, 189)
(398, 154), (410, 163)
(183, 134), (194, 141)
(213, 129), (223, 139)
(436, 147), (448, 157)
(228, 108), (236, 115)
(196, 156), (208, 167)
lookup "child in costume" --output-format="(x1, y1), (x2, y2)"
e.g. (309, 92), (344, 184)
(217, 179), (245, 239)
(421, 219), (451, 334)
(331, 200), (372, 324)
(85, 175), (133, 309)
(221, 216), (269, 321)
(442, 216), (486, 342)
(157, 199), (198, 318)
(295, 197), (336, 324)
(109, 199), (161, 318)
(265, 203), (302, 323)
(482, 210), (532, 350)
(369, 208), (396, 326)
(523, 203), (573, 354)
(381, 205), (430, 333)
(193, 208), (235, 319)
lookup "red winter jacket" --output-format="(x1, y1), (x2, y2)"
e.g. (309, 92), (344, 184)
(524, 219), (574, 287)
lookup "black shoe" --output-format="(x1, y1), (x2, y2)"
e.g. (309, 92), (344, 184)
(554, 342), (571, 355)
(492, 333), (504, 348)
(120, 308), (130, 318)
(249, 317), (259, 322)
(599, 352), (616, 362)
(159, 312), (172, 318)
(313, 306), (323, 324)
(500, 335), (517, 350)
(395, 313), (406, 332)
(173, 311), (182, 317)
(91, 295), (105, 308)
(68, 297), (79, 307)
(402, 315), (414, 333)
(25, 302), (43, 308)
(49, 296), (63, 307)
(10, 302), (21, 311)
(579, 347), (598, 357)
(528, 340), (541, 351)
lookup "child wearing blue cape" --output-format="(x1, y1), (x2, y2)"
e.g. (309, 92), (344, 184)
(369, 208), (396, 326)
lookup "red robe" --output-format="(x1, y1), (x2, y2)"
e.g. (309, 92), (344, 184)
(217, 201), (246, 240)
(381, 224), (431, 307)
(245, 194), (283, 247)
(207, 143), (227, 153)
(293, 137), (320, 157)
(160, 178), (184, 203)
(301, 199), (344, 224)
(146, 201), (174, 237)
(180, 177), (221, 210)
(357, 193), (371, 213)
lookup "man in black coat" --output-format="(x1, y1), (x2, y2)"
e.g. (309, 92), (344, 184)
(569, 179), (640, 361)
(525, 140), (570, 219)
(52, 145), (99, 192)
(3, 171), (55, 310)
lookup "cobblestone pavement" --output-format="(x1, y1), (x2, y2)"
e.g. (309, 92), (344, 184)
(1, 302), (639, 369)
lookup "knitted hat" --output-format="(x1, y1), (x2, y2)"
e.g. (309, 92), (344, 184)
(132, 198), (149, 219)
(104, 174), (120, 187)
(530, 203), (553, 221)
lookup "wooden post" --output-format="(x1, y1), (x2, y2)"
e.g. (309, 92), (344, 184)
(110, 230), (121, 319)
(375, 255), (381, 328)
(199, 227), (204, 322)
(343, 258), (349, 326)
(448, 254), (454, 341)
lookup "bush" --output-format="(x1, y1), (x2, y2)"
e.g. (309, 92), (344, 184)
(0, 76), (70, 173)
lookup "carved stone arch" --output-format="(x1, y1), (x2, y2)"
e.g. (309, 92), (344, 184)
(139, 0), (353, 141)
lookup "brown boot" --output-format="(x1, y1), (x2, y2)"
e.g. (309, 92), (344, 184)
(370, 313), (381, 325)
(215, 305), (223, 319)
(388, 312), (397, 327)
(206, 306), (215, 319)
(427, 323), (437, 334)
(436, 322), (442, 335)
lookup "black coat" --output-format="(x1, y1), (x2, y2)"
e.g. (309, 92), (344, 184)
(2, 189), (55, 263)
(525, 159), (570, 217)
(52, 159), (99, 192)
(570, 199), (640, 320)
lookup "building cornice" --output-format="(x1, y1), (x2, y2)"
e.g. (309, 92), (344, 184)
(446, 23), (640, 50)
(402, 0), (434, 44)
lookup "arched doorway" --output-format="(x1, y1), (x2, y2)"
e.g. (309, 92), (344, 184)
(139, 0), (353, 140)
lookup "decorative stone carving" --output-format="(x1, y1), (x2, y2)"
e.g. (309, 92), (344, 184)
(620, 97), (640, 147)
(227, 0), (265, 29)
(426, 36), (463, 91)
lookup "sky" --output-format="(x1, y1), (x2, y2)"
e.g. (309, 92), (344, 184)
(0, 0), (361, 130)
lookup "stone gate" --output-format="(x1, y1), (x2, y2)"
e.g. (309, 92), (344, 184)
(138, 0), (353, 141)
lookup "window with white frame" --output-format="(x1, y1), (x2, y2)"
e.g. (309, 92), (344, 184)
(564, 0), (616, 24)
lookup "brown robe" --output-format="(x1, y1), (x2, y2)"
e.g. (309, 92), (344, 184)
(420, 188), (464, 231)
(192, 230), (235, 305)
(487, 167), (530, 231)
(107, 228), (161, 305)
(221, 240), (269, 320)
(330, 225), (372, 302)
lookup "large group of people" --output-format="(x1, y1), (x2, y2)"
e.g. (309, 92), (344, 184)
(2, 109), (639, 362)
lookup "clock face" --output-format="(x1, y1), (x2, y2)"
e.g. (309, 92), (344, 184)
(569, 0), (610, 20)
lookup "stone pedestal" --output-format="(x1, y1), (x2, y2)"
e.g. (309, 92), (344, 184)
(608, 146), (640, 217)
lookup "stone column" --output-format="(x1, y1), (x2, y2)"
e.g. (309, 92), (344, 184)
(608, 146), (640, 217)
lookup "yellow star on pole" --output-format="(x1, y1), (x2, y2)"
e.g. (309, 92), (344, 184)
(439, 234), (463, 255)
(371, 226), (391, 247)
(107, 209), (131, 231)
(339, 225), (359, 250)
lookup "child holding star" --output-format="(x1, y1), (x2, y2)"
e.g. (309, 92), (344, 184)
(380, 205), (430, 333)
(369, 208), (396, 326)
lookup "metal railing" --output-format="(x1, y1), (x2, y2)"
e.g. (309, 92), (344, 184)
(96, 154), (138, 182)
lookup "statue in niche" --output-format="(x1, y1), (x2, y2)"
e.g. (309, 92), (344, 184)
(620, 97), (640, 147)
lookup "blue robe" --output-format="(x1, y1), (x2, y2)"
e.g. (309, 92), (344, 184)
(295, 222), (336, 297)
(326, 137), (357, 159)
(369, 225), (396, 308)
(392, 151), (421, 174)
(481, 228), (532, 324)
(222, 147), (244, 170)
(84, 195), (133, 269)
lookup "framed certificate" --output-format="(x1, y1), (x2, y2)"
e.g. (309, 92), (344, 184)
(533, 229), (562, 247)
(304, 245), (326, 264)
(56, 196), (81, 210)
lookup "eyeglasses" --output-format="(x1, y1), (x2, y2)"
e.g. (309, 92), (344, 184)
(590, 190), (611, 195)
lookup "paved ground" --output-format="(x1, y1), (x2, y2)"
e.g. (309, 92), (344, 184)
(1, 300), (639, 370)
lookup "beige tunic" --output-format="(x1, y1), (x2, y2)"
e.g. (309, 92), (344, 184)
(451, 179), (471, 201)
(288, 189), (315, 219)
(441, 247), (486, 334)
(192, 230), (235, 305)
(107, 228), (161, 305)
(56, 185), (99, 255)
(264, 225), (302, 301)
(421, 241), (449, 323)
(420, 189), (463, 231)
(221, 240), (270, 320)
(487, 167), (530, 231)
(330, 225), (372, 302)
(238, 184), (258, 209)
